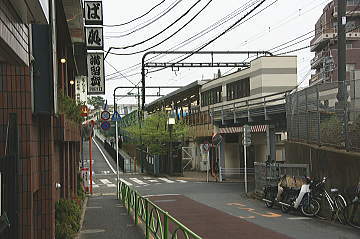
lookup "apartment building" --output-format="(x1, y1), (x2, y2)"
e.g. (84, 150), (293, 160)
(310, 0), (360, 85)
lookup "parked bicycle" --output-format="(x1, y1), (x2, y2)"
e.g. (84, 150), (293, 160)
(262, 160), (280, 208)
(312, 177), (348, 224)
(343, 181), (360, 229)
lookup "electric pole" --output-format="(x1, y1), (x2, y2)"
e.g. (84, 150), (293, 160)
(336, 0), (349, 150)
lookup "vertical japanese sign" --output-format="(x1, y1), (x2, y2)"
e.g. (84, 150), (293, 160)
(85, 27), (104, 50)
(84, 1), (103, 25)
(84, 1), (105, 95)
(87, 53), (105, 95)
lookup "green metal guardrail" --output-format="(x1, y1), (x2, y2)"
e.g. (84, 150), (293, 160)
(119, 182), (202, 239)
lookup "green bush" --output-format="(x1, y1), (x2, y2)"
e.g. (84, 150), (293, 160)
(55, 199), (81, 239)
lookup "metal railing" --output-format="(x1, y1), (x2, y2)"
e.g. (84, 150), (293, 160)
(254, 162), (310, 193)
(119, 182), (202, 239)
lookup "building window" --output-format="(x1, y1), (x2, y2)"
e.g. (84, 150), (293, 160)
(346, 63), (355, 72)
(346, 43), (353, 49)
(226, 78), (250, 101)
(347, 0), (360, 6)
(201, 86), (222, 107)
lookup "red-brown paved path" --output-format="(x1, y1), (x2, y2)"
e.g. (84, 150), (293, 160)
(148, 195), (293, 239)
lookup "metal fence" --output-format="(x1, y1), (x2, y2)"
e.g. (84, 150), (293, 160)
(254, 162), (310, 193)
(119, 182), (202, 239)
(286, 80), (360, 152)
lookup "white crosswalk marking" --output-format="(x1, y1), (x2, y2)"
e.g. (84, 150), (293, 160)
(106, 184), (116, 187)
(148, 179), (159, 183)
(120, 178), (133, 186)
(176, 180), (187, 183)
(130, 178), (147, 185)
(143, 177), (152, 180)
(158, 178), (174, 183)
(100, 179), (112, 185)
(93, 185), (99, 188)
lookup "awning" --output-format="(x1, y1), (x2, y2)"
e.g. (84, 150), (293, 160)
(219, 125), (267, 134)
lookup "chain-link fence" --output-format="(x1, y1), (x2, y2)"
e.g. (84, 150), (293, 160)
(286, 79), (360, 152)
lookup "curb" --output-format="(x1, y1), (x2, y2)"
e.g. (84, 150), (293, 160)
(75, 196), (88, 239)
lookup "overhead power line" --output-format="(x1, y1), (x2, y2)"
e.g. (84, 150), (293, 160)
(108, 0), (213, 56)
(103, 0), (165, 27)
(107, 0), (183, 38)
(146, 0), (271, 75)
(108, 0), (202, 49)
(105, 0), (260, 79)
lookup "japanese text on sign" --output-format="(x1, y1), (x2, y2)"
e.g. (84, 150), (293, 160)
(87, 53), (105, 95)
(84, 1), (103, 25)
(85, 27), (103, 50)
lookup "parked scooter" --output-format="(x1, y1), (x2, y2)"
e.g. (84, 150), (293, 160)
(279, 179), (320, 217)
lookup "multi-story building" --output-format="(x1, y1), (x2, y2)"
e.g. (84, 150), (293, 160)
(0, 0), (86, 238)
(146, 56), (297, 176)
(309, 0), (360, 85)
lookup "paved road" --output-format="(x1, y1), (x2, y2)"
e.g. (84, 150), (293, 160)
(79, 138), (360, 238)
(136, 181), (360, 239)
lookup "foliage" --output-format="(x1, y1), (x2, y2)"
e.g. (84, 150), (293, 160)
(87, 96), (105, 110)
(348, 115), (360, 147)
(58, 90), (84, 123)
(320, 114), (344, 145)
(55, 199), (81, 239)
(123, 111), (188, 155)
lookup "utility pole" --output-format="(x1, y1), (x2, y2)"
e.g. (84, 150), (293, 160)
(336, 0), (349, 150)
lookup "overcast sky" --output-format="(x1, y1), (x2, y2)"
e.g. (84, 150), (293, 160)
(101, 0), (332, 105)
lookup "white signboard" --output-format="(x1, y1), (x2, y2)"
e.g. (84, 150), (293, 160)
(84, 1), (103, 25)
(85, 27), (104, 50)
(87, 53), (105, 95)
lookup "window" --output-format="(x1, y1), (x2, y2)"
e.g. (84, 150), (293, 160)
(346, 63), (355, 72)
(346, 43), (353, 49)
(201, 86), (222, 107)
(347, 0), (360, 6)
(226, 78), (250, 101)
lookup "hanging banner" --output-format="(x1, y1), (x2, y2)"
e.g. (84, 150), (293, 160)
(87, 52), (105, 95)
(85, 27), (104, 50)
(84, 1), (103, 25)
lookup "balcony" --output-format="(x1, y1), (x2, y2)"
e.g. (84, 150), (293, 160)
(333, 6), (360, 17)
(310, 54), (325, 69)
(309, 72), (324, 86)
(310, 28), (360, 51)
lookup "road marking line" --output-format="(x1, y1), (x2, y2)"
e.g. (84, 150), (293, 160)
(100, 179), (112, 184)
(92, 138), (116, 174)
(106, 184), (116, 187)
(176, 180), (187, 183)
(287, 217), (312, 220)
(143, 177), (152, 180)
(130, 178), (147, 185)
(148, 179), (159, 183)
(120, 178), (133, 186)
(158, 178), (174, 183)
(144, 194), (180, 198)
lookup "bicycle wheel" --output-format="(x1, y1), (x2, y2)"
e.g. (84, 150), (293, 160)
(316, 196), (333, 220)
(347, 202), (360, 229)
(334, 195), (347, 224)
(301, 197), (320, 217)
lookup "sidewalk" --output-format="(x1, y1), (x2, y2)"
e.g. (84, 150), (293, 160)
(78, 195), (144, 239)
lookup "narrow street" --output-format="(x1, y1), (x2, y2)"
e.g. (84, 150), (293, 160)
(79, 138), (359, 239)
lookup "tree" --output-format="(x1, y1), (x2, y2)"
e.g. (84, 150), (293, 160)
(87, 96), (105, 110)
(123, 111), (188, 155)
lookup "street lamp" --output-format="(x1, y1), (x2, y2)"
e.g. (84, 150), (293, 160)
(167, 115), (175, 175)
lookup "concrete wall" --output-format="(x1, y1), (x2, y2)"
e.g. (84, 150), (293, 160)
(224, 143), (240, 168)
(285, 141), (360, 195)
